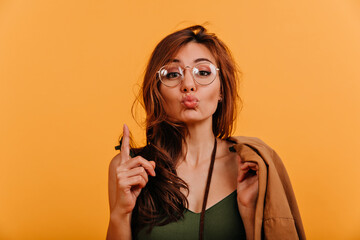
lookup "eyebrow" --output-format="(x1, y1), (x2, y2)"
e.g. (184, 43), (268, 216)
(168, 58), (214, 64)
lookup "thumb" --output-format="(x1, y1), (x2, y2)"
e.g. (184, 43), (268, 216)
(237, 155), (246, 182)
(150, 161), (156, 168)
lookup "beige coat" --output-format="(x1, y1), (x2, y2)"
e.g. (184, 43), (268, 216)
(231, 136), (306, 240)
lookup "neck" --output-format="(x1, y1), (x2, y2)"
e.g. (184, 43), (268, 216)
(182, 121), (216, 167)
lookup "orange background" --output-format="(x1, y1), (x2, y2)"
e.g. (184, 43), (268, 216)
(1, 0), (360, 239)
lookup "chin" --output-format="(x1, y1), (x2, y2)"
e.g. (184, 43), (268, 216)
(181, 115), (213, 125)
(166, 109), (213, 125)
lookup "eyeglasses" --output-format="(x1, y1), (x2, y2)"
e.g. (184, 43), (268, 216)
(157, 62), (220, 87)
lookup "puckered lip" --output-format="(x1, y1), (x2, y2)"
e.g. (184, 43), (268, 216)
(181, 95), (199, 108)
(181, 95), (199, 102)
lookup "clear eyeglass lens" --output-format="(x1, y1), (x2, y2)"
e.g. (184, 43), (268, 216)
(159, 62), (217, 86)
(159, 64), (183, 86)
(192, 63), (217, 85)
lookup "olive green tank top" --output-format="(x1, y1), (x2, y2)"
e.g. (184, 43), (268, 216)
(135, 190), (246, 240)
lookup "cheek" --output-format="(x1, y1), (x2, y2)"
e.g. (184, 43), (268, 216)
(159, 87), (179, 115)
(202, 82), (221, 113)
(208, 96), (221, 114)
(207, 81), (221, 102)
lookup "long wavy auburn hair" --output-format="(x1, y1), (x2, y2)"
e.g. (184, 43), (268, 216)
(130, 25), (241, 234)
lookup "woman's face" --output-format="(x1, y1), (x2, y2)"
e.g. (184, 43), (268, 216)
(159, 42), (221, 125)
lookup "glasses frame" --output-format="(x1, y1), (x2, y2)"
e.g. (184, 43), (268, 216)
(157, 62), (220, 87)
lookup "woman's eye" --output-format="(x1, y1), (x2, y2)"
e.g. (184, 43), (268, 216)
(166, 72), (181, 79)
(198, 71), (211, 76)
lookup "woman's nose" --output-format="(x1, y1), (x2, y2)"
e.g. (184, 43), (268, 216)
(181, 67), (196, 92)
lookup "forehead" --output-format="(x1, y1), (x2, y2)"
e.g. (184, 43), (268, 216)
(171, 42), (216, 65)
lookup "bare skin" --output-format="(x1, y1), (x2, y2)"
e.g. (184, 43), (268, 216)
(106, 124), (156, 240)
(106, 42), (258, 240)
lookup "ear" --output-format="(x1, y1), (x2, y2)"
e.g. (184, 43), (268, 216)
(218, 87), (223, 102)
(219, 82), (223, 102)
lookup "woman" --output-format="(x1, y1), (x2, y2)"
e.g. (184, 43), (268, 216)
(107, 25), (305, 240)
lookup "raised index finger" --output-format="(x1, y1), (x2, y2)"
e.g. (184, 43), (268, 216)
(120, 124), (130, 163)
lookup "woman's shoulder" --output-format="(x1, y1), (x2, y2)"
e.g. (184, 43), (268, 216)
(217, 136), (273, 161)
(227, 135), (284, 163)
(228, 136), (274, 152)
(228, 136), (286, 169)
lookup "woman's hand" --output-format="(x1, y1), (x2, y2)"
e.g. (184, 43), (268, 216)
(113, 124), (156, 215)
(236, 155), (258, 240)
(236, 155), (259, 208)
(108, 124), (155, 240)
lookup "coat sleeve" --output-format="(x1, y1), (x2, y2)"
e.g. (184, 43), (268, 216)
(268, 148), (306, 240)
(232, 136), (306, 240)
